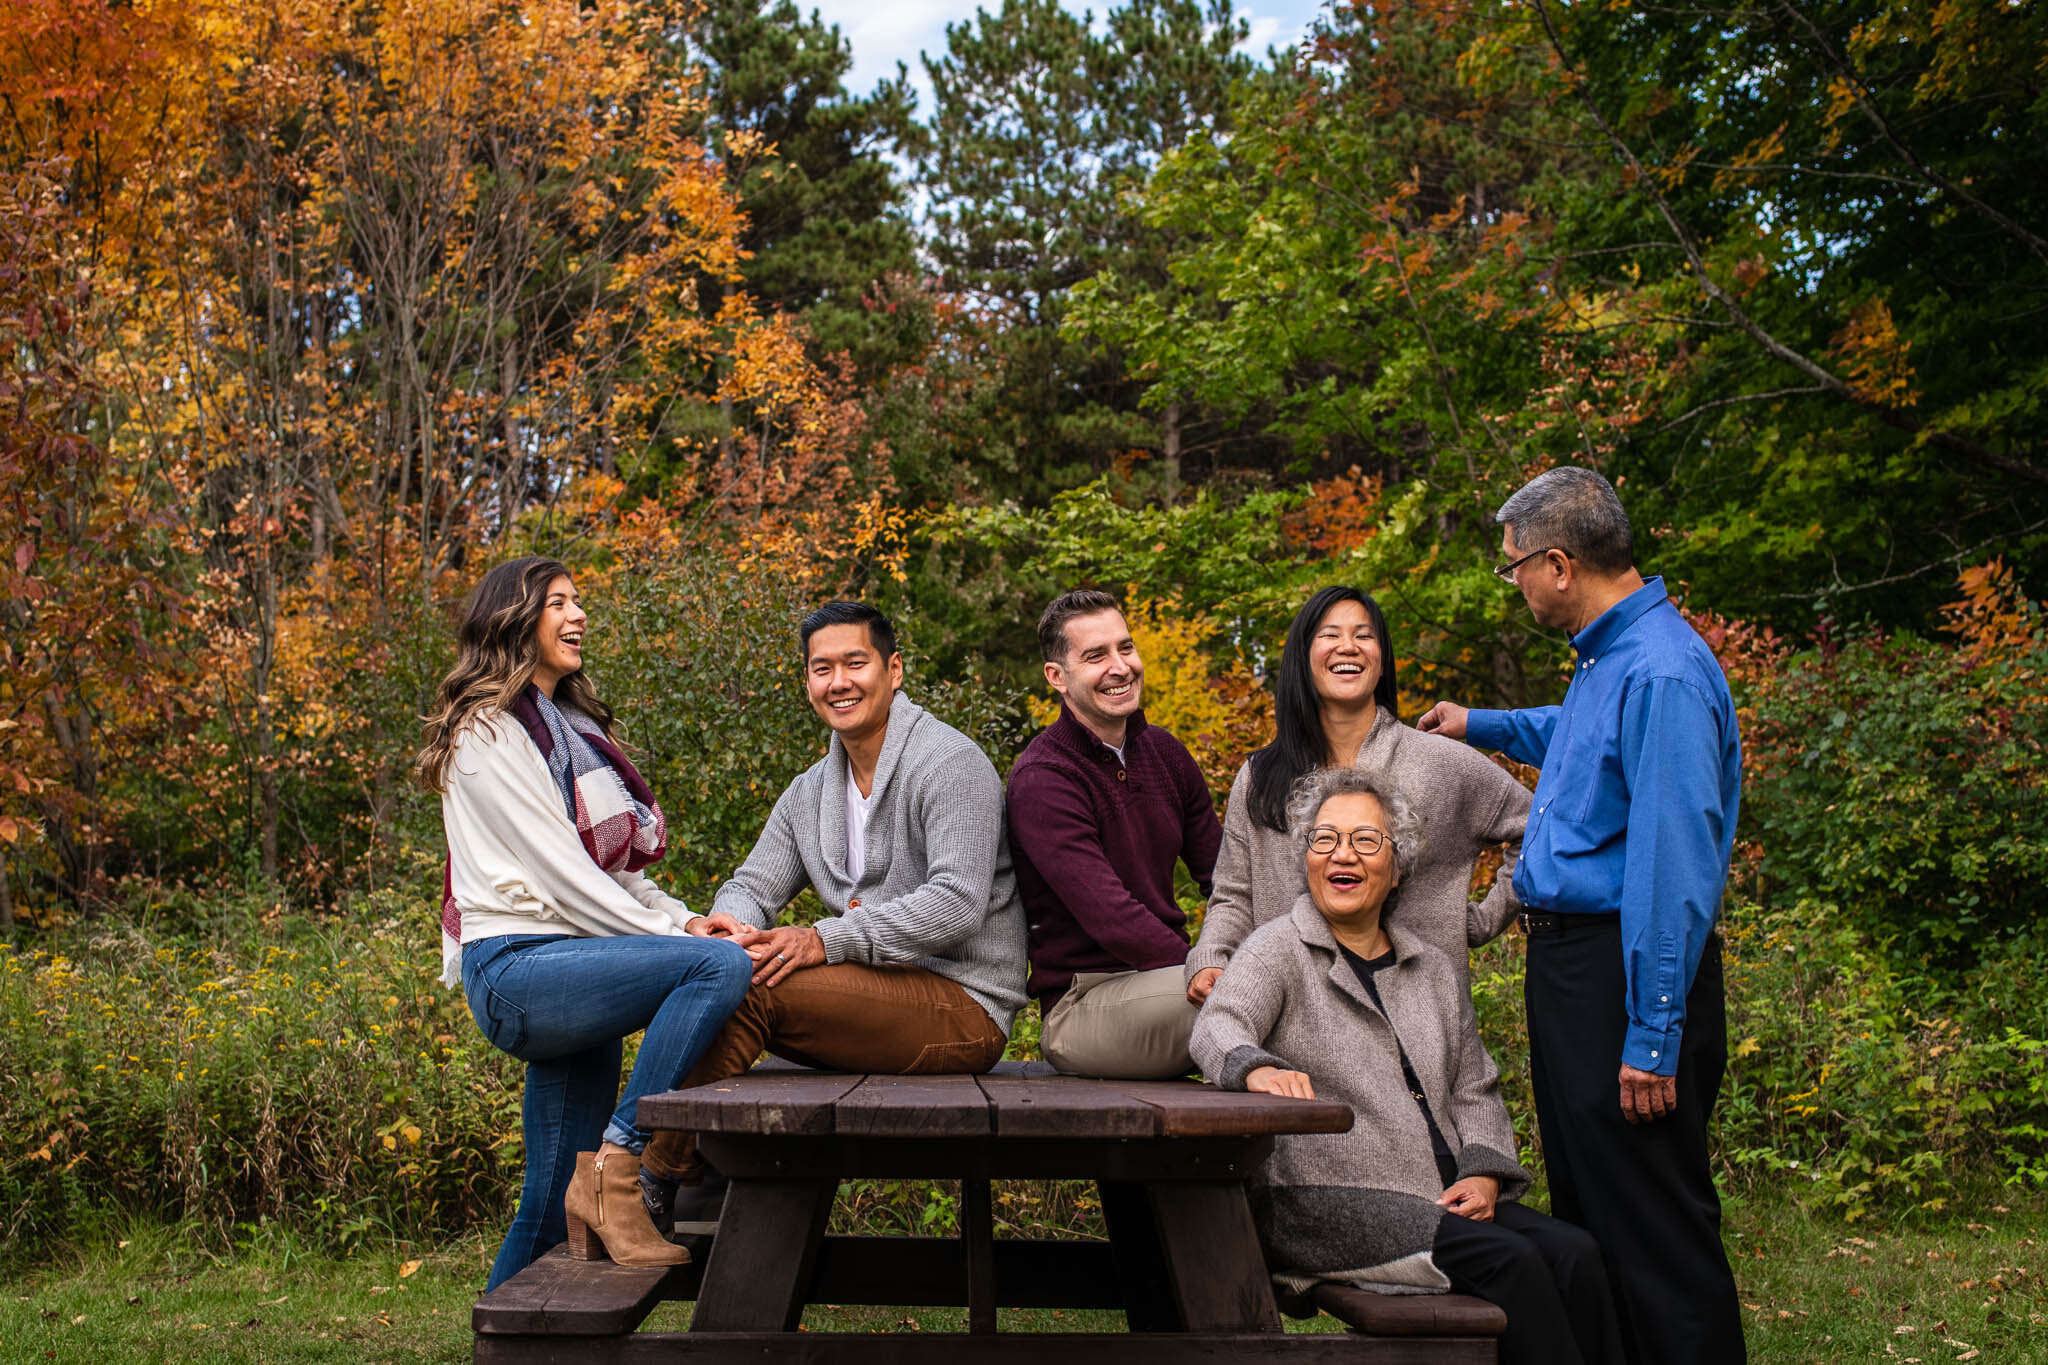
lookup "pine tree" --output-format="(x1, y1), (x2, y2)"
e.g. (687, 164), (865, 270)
(689, 0), (926, 377)
(919, 0), (1256, 499)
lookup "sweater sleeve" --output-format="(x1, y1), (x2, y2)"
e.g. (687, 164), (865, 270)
(709, 783), (810, 931)
(1007, 762), (1194, 968)
(614, 867), (700, 934)
(1443, 973), (1531, 1202)
(1175, 742), (1223, 898)
(814, 744), (1005, 965)
(1465, 754), (1531, 949)
(444, 719), (691, 939)
(1186, 763), (1258, 980)
(1189, 938), (1296, 1090)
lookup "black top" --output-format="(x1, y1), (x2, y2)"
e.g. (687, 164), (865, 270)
(1338, 942), (1460, 1191)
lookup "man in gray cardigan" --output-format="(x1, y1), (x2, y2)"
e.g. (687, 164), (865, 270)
(639, 602), (1027, 1189)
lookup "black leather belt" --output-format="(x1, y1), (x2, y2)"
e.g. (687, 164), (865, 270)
(1518, 910), (1620, 935)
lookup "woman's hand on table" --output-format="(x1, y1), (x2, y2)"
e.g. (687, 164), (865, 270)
(732, 924), (826, 987)
(1186, 967), (1222, 1004)
(1244, 1066), (1316, 1100)
(1436, 1175), (1499, 1222)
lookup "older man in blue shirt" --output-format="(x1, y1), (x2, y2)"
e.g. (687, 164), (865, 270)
(1420, 466), (1745, 1365)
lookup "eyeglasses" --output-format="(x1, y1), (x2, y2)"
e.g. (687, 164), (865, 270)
(1305, 825), (1394, 856)
(1493, 546), (1574, 583)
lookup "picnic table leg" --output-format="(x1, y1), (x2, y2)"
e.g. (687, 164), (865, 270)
(963, 1177), (996, 1334)
(1146, 1180), (1282, 1333)
(687, 1177), (834, 1333)
(1097, 1180), (1181, 1332)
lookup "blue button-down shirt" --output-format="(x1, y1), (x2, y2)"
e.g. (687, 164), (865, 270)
(1466, 577), (1741, 1075)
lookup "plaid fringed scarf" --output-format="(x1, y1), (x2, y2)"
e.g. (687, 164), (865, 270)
(440, 685), (668, 983)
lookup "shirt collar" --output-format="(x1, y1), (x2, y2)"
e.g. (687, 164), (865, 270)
(1570, 575), (1668, 658)
(1053, 700), (1146, 757)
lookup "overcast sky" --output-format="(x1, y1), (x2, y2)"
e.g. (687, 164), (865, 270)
(803, 0), (1333, 113)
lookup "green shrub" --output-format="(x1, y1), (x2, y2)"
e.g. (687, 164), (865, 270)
(0, 887), (521, 1263)
(1716, 901), (2048, 1218)
(1739, 623), (2048, 967)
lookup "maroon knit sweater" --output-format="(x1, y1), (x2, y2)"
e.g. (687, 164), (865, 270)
(1005, 705), (1222, 1007)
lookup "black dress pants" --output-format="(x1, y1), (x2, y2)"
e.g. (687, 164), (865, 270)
(1525, 913), (1746, 1365)
(1432, 1200), (1625, 1365)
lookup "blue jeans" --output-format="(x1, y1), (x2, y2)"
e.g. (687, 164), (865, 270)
(461, 931), (753, 1289)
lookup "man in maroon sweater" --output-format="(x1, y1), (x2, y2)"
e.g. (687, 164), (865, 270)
(1006, 589), (1224, 1078)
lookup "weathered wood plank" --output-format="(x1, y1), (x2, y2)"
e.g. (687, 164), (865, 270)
(475, 1331), (1499, 1364)
(806, 1236), (1124, 1308)
(1312, 1285), (1507, 1338)
(1097, 1181), (1179, 1332)
(975, 1073), (1159, 1139)
(635, 1072), (865, 1137)
(695, 1133), (1266, 1182)
(688, 1179), (835, 1332)
(832, 1074), (991, 1138)
(1109, 1080), (1353, 1138)
(961, 1179), (996, 1334)
(1148, 1181), (1283, 1333)
(472, 1246), (693, 1336)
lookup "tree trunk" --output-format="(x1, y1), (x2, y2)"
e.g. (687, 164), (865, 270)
(1491, 639), (1527, 709)
(1161, 400), (1183, 503)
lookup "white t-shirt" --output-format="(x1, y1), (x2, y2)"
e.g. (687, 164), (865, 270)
(845, 772), (873, 882)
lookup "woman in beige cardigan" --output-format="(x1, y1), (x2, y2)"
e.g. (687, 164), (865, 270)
(1190, 768), (1622, 1365)
(1187, 586), (1528, 1004)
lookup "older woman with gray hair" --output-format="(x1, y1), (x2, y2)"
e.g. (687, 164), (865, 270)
(1190, 768), (1622, 1365)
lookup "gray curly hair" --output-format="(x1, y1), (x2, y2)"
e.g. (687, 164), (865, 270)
(1286, 767), (1422, 882)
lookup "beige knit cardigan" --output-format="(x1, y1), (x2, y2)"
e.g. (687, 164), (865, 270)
(1189, 894), (1531, 1295)
(1187, 706), (1530, 992)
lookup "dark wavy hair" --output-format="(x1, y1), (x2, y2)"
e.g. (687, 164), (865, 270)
(1245, 585), (1399, 833)
(414, 557), (615, 792)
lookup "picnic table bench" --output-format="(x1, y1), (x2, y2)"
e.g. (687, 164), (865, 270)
(472, 1063), (1507, 1362)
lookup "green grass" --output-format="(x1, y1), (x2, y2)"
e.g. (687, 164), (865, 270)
(3, 1192), (2043, 1362)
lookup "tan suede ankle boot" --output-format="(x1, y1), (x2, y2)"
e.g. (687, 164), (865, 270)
(562, 1149), (691, 1267)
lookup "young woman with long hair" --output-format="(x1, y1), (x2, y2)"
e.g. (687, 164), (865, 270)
(1184, 585), (1531, 1004)
(418, 557), (752, 1290)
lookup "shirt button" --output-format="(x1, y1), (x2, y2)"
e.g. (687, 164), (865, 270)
(849, 898), (862, 909)
(1660, 995), (1669, 1003)
(1117, 770), (1127, 783)
(1650, 1051), (1659, 1059)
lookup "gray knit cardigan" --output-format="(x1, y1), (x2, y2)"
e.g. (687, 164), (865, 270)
(1187, 706), (1529, 991)
(710, 692), (1028, 1034)
(1189, 893), (1531, 1295)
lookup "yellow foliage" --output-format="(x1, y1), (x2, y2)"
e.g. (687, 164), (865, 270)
(1827, 297), (1920, 409)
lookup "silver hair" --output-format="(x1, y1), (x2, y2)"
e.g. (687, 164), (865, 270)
(1286, 767), (1421, 882)
(1494, 465), (1634, 575)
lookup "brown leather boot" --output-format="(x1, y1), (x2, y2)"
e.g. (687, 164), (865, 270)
(562, 1149), (691, 1267)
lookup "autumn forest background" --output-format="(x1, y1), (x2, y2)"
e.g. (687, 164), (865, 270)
(2, 0), (2046, 1342)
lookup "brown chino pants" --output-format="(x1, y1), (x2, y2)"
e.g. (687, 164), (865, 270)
(640, 961), (1009, 1179)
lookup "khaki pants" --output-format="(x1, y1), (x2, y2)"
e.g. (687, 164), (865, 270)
(641, 962), (1008, 1179)
(1040, 965), (1199, 1080)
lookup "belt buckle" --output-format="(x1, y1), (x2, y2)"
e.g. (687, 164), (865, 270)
(1518, 910), (1533, 934)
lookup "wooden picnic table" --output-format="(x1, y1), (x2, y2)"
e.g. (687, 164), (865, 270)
(472, 1063), (1506, 1362)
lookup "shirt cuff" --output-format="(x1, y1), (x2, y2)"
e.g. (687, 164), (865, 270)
(1623, 1021), (1681, 1076)
(1465, 708), (1510, 751)
(1215, 1044), (1293, 1091)
(813, 916), (851, 965)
